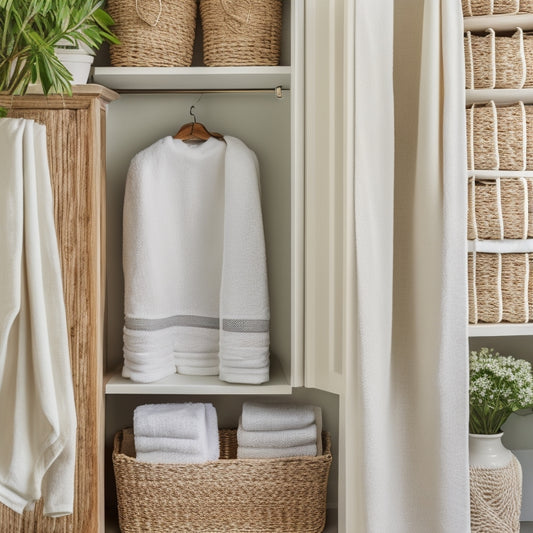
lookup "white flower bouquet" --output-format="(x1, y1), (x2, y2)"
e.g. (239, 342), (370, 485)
(470, 347), (533, 434)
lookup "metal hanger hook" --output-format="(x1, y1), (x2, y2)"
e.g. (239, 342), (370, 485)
(189, 105), (197, 124)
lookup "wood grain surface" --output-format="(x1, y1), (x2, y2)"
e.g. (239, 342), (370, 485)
(0, 86), (118, 533)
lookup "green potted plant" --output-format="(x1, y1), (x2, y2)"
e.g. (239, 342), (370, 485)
(0, 0), (118, 116)
(469, 347), (533, 532)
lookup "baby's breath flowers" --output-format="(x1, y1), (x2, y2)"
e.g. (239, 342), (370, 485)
(470, 347), (533, 434)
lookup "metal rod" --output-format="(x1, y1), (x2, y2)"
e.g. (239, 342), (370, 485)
(114, 86), (286, 98)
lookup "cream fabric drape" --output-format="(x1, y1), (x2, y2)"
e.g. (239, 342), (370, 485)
(344, 0), (470, 531)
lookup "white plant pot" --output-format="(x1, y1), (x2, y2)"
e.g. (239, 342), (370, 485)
(55, 39), (95, 85)
(55, 52), (94, 85)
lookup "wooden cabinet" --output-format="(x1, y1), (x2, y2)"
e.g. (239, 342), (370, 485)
(0, 86), (118, 533)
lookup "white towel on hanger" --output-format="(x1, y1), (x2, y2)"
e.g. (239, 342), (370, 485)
(122, 135), (270, 384)
(0, 118), (77, 517)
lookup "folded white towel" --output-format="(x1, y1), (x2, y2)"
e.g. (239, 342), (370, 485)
(134, 435), (200, 454)
(122, 136), (270, 384)
(134, 403), (219, 464)
(237, 417), (317, 448)
(241, 402), (318, 431)
(134, 403), (206, 439)
(237, 444), (317, 459)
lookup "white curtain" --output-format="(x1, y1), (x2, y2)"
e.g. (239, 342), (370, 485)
(344, 0), (470, 531)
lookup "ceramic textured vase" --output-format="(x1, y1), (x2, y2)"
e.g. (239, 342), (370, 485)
(469, 433), (522, 533)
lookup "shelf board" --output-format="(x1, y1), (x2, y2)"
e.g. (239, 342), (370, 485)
(466, 88), (533, 104)
(468, 323), (533, 336)
(468, 170), (533, 178)
(92, 66), (291, 92)
(463, 13), (533, 32)
(105, 355), (291, 395)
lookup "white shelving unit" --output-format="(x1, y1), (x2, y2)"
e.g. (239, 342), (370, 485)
(105, 355), (291, 395)
(468, 324), (533, 337)
(466, 88), (533, 104)
(464, 13), (533, 31)
(92, 66), (291, 91)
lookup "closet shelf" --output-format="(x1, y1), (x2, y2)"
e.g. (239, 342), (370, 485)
(105, 355), (291, 395)
(468, 170), (533, 178)
(463, 13), (533, 32)
(466, 88), (533, 104)
(91, 66), (291, 92)
(468, 324), (533, 337)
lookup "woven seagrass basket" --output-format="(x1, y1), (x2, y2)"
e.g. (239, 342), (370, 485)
(467, 178), (533, 239)
(200, 0), (282, 66)
(107, 0), (197, 66)
(465, 29), (533, 89)
(113, 428), (332, 533)
(462, 0), (520, 16)
(466, 101), (533, 170)
(468, 251), (533, 323)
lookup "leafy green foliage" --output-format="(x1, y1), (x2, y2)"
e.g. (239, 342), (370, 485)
(470, 347), (533, 434)
(0, 0), (118, 99)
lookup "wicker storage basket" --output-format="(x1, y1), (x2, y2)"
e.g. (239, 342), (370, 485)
(464, 29), (533, 89)
(107, 0), (197, 67)
(468, 178), (533, 239)
(466, 101), (533, 170)
(113, 428), (332, 533)
(200, 0), (282, 66)
(462, 0), (519, 16)
(468, 251), (533, 323)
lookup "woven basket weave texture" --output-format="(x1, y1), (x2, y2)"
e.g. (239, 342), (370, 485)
(462, 0), (519, 16)
(113, 428), (332, 533)
(200, 0), (282, 66)
(465, 30), (533, 90)
(470, 456), (522, 533)
(108, 0), (197, 66)
(466, 102), (533, 170)
(468, 252), (532, 323)
(467, 178), (533, 239)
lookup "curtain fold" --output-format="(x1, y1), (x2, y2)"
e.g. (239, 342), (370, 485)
(345, 0), (470, 530)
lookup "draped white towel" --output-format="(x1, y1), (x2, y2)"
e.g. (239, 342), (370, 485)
(0, 118), (77, 517)
(133, 403), (219, 464)
(123, 136), (270, 384)
(241, 402), (318, 431)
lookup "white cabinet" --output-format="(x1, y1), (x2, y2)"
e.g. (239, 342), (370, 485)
(95, 0), (346, 531)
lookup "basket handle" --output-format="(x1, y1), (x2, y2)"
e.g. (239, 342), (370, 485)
(221, 0), (252, 34)
(135, 0), (163, 27)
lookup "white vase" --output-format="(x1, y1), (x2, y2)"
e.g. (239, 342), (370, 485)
(469, 433), (522, 533)
(469, 432), (513, 468)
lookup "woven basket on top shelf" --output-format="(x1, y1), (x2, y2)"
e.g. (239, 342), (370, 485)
(462, 0), (533, 16)
(466, 101), (533, 170)
(113, 428), (332, 533)
(107, 0), (197, 67)
(468, 178), (533, 239)
(465, 29), (533, 89)
(469, 251), (533, 323)
(200, 0), (282, 66)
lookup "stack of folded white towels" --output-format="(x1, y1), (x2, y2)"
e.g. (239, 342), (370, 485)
(237, 402), (322, 459)
(133, 403), (219, 464)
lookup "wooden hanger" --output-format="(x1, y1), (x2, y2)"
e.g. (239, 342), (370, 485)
(173, 105), (224, 142)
